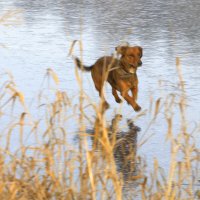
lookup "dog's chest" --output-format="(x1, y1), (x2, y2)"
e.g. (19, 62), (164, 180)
(108, 70), (137, 90)
(122, 76), (137, 88)
(117, 69), (137, 84)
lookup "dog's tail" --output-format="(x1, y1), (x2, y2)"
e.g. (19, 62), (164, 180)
(74, 57), (93, 72)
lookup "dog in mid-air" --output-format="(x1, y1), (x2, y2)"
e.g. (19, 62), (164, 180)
(74, 45), (143, 112)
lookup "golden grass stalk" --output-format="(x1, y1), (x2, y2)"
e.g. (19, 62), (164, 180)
(1, 14), (199, 198)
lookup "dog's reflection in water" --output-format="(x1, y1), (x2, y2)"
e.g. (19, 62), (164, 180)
(88, 114), (141, 181)
(111, 115), (141, 181)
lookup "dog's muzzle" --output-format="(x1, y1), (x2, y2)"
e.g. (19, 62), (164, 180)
(129, 67), (136, 74)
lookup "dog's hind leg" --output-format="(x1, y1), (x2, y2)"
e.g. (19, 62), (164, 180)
(93, 80), (109, 110)
(112, 88), (122, 103)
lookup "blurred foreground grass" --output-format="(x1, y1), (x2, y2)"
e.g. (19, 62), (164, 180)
(0, 58), (199, 200)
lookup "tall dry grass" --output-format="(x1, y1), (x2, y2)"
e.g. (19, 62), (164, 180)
(0, 52), (199, 200)
(0, 12), (200, 200)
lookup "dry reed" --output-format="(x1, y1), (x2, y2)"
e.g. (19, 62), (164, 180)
(0, 12), (199, 200)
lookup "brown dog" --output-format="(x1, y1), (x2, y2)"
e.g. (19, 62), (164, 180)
(74, 45), (143, 111)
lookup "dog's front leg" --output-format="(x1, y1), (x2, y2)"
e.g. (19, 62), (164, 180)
(131, 75), (138, 100)
(121, 90), (141, 112)
(131, 86), (138, 100)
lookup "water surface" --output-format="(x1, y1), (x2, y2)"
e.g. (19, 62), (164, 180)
(0, 0), (200, 191)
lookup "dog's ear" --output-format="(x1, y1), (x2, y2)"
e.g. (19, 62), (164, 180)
(115, 46), (127, 55)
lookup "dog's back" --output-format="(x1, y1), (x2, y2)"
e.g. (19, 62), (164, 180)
(91, 56), (118, 76)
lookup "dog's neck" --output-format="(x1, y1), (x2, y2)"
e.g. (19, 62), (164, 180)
(108, 59), (137, 78)
(118, 60), (137, 78)
(117, 67), (136, 78)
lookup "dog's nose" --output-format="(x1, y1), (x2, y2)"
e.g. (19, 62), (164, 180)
(138, 61), (142, 66)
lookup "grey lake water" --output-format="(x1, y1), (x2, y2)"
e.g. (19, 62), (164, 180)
(0, 0), (200, 191)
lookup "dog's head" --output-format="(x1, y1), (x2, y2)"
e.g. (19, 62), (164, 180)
(115, 46), (143, 74)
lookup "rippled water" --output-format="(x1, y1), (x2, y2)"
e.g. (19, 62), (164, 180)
(0, 0), (200, 190)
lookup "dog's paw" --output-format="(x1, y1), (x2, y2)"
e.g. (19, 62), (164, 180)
(116, 98), (122, 103)
(134, 105), (141, 112)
